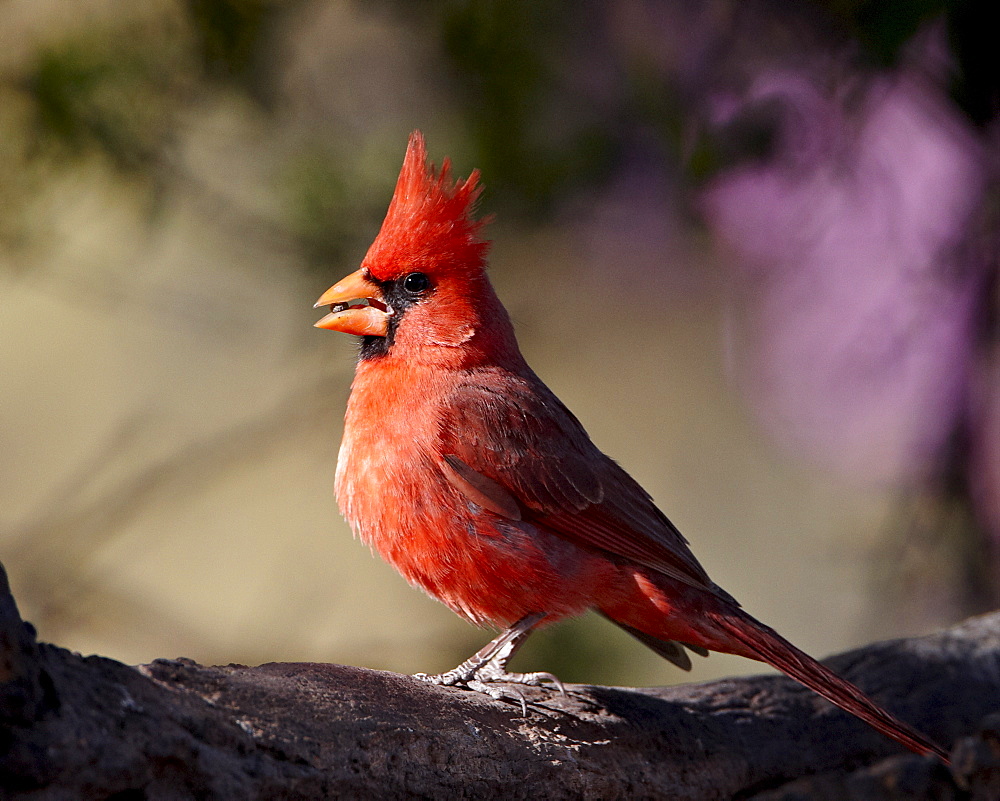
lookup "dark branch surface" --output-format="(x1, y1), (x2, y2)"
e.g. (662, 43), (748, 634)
(2, 559), (999, 800)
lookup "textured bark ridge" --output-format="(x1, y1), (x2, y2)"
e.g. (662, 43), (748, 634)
(2, 560), (999, 800)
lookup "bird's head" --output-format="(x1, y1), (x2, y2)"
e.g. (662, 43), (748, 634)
(315, 131), (517, 367)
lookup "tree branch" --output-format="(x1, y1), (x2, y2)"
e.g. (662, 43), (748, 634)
(1, 559), (998, 800)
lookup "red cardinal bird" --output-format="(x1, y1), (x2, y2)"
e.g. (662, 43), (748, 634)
(315, 131), (949, 763)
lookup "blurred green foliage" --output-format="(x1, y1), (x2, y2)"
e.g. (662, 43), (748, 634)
(22, 2), (283, 173)
(815, 0), (999, 125)
(282, 149), (355, 267)
(17, 2), (283, 168)
(28, 39), (185, 172)
(185, 0), (285, 96)
(9, 0), (996, 233)
(516, 614), (654, 686)
(281, 145), (397, 269)
(431, 0), (618, 214)
(818, 0), (948, 65)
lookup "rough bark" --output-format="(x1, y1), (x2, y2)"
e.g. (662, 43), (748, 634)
(1, 559), (999, 800)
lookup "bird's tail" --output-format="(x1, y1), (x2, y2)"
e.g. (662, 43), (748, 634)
(709, 608), (950, 764)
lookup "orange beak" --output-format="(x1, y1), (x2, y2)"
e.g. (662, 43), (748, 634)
(313, 269), (390, 337)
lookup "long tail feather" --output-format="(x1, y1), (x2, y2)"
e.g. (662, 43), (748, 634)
(711, 610), (950, 764)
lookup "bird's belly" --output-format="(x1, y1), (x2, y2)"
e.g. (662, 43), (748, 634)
(401, 519), (617, 627)
(338, 448), (614, 626)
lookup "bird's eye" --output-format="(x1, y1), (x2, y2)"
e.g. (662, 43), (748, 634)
(402, 272), (430, 295)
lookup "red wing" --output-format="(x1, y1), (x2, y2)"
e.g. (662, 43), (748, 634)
(437, 371), (714, 591)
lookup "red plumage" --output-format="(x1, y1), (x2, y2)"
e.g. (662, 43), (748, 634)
(315, 131), (949, 763)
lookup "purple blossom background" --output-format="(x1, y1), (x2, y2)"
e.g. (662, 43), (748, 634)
(705, 71), (988, 486)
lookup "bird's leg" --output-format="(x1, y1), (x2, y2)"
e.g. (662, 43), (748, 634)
(414, 612), (564, 705)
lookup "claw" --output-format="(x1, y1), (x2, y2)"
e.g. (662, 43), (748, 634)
(467, 679), (528, 716)
(411, 613), (563, 714)
(473, 664), (565, 694)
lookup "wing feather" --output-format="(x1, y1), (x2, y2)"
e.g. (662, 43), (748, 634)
(436, 370), (713, 591)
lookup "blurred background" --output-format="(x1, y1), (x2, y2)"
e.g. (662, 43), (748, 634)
(1, 0), (997, 688)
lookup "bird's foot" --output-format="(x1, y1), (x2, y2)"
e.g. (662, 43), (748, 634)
(414, 666), (563, 715)
(414, 664), (564, 693)
(469, 662), (565, 693)
(412, 613), (564, 714)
